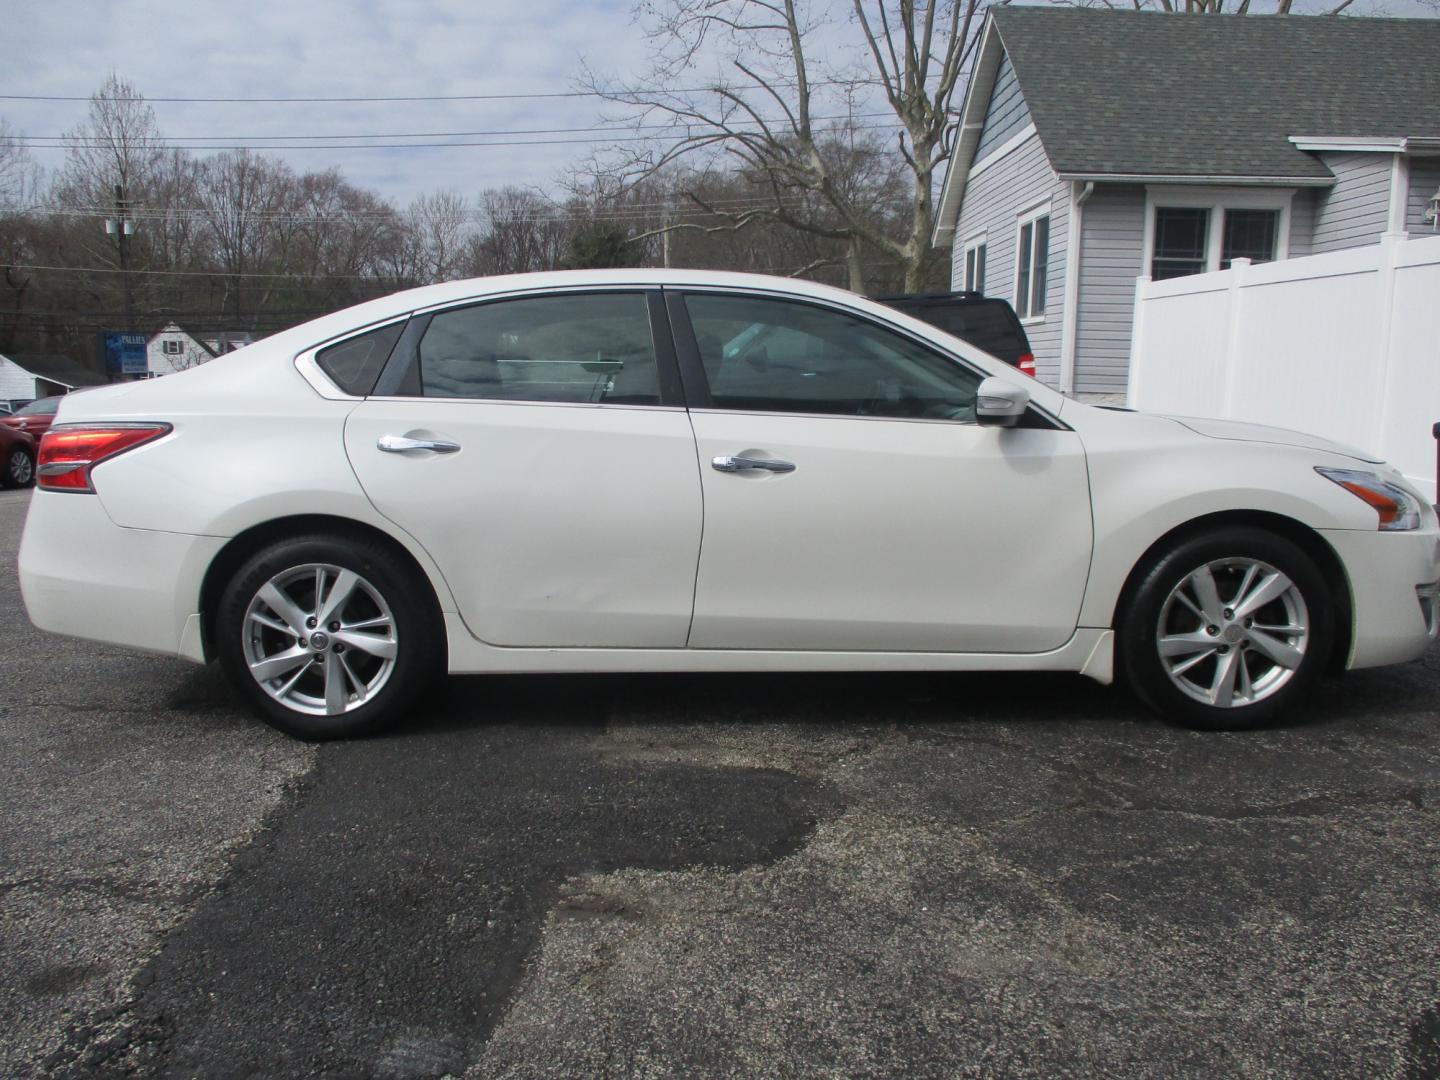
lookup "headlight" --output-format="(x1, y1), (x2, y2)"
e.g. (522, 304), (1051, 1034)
(1316, 467), (1422, 531)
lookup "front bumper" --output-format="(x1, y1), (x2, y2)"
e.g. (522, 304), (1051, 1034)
(18, 491), (222, 662)
(1321, 527), (1440, 670)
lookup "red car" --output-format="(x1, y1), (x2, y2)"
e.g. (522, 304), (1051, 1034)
(0, 424), (35, 488)
(1, 396), (62, 441)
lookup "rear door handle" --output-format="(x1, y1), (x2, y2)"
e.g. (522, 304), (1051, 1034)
(711, 454), (796, 474)
(377, 434), (461, 454)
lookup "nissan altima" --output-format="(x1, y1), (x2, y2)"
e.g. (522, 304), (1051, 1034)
(17, 270), (1440, 739)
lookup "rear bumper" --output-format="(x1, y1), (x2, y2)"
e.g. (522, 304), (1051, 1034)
(18, 491), (221, 662)
(1321, 527), (1440, 670)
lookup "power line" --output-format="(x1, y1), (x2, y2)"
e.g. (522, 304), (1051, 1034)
(15, 124), (904, 153)
(0, 80), (886, 105)
(14, 113), (899, 142)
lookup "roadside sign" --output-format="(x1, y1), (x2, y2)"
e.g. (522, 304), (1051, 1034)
(103, 332), (149, 375)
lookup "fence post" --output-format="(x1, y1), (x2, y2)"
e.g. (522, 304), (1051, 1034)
(1370, 233), (1404, 473)
(1126, 274), (1152, 409)
(1219, 257), (1251, 419)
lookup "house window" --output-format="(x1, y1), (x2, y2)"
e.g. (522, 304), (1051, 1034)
(1014, 209), (1049, 321)
(1147, 192), (1287, 280)
(162, 339), (183, 355)
(962, 235), (987, 295)
(1152, 207), (1210, 280)
(1221, 209), (1279, 269)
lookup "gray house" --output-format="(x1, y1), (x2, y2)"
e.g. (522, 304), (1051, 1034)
(932, 8), (1440, 398)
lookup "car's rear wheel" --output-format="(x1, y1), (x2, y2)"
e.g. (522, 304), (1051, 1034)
(2, 445), (34, 488)
(216, 534), (443, 740)
(1118, 527), (1334, 730)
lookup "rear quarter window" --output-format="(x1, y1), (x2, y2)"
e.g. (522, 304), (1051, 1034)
(316, 321), (406, 397)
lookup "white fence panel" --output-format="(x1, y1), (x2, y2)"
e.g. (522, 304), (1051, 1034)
(1128, 233), (1440, 502)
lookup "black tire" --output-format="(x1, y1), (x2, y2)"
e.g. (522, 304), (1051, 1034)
(1117, 526), (1334, 731)
(2, 445), (34, 489)
(215, 533), (444, 740)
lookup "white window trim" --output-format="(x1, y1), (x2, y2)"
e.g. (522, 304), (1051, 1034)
(1142, 185), (1294, 278)
(961, 231), (987, 293)
(1013, 201), (1051, 324)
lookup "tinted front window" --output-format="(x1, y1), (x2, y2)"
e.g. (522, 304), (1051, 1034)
(686, 294), (981, 421)
(416, 293), (659, 404)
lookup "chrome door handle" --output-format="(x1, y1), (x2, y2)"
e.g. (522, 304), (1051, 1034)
(711, 454), (796, 474)
(377, 434), (461, 454)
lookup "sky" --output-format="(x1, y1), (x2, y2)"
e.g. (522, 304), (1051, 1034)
(1, 0), (695, 204)
(3, 0), (1435, 208)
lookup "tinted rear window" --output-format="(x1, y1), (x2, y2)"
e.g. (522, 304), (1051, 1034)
(316, 321), (406, 396)
(14, 397), (60, 417)
(884, 300), (1026, 363)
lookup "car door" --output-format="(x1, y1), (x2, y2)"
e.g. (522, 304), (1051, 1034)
(671, 290), (1093, 653)
(343, 289), (703, 649)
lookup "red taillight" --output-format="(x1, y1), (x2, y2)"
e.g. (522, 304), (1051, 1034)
(37, 424), (171, 493)
(1017, 353), (1037, 378)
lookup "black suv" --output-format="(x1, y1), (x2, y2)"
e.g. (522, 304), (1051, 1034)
(875, 292), (1036, 378)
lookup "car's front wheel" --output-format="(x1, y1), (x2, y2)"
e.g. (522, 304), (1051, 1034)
(1118, 526), (1334, 730)
(216, 533), (443, 739)
(2, 445), (34, 488)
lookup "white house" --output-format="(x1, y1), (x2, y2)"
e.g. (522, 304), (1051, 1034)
(931, 8), (1440, 399)
(147, 324), (218, 376)
(0, 351), (109, 404)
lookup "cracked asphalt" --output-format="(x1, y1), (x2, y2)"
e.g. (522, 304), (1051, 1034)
(3, 486), (1440, 1078)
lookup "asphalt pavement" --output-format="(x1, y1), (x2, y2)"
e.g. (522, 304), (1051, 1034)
(3, 487), (1440, 1079)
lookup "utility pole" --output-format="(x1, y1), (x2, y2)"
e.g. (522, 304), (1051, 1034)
(661, 194), (672, 269)
(105, 183), (136, 332)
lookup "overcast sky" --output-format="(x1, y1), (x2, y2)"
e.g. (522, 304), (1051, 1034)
(4, 0), (1435, 208)
(3, 0), (678, 204)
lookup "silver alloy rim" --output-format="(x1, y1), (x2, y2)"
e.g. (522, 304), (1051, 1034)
(1156, 557), (1309, 709)
(8, 449), (32, 485)
(241, 563), (399, 717)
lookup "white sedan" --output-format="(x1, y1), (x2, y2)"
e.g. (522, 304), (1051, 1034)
(18, 271), (1439, 739)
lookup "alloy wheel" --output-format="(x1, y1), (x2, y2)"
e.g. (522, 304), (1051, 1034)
(8, 449), (32, 486)
(1156, 557), (1309, 709)
(241, 563), (399, 717)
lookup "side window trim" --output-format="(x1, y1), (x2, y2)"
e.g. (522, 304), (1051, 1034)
(369, 287), (685, 407)
(663, 289), (714, 409)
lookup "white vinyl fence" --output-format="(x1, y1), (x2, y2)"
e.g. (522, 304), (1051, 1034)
(1128, 232), (1440, 502)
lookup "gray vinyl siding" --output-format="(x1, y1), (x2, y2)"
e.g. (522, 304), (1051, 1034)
(1408, 157), (1440, 234)
(1073, 184), (1145, 395)
(951, 133), (1068, 383)
(1288, 189), (1315, 257)
(1310, 151), (1393, 252)
(974, 52), (1032, 161)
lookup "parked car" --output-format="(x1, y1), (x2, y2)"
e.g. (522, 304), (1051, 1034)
(1, 424), (35, 488)
(875, 291), (1036, 377)
(1, 395), (62, 440)
(17, 270), (1439, 740)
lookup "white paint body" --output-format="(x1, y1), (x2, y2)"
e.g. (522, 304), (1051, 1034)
(17, 270), (1440, 686)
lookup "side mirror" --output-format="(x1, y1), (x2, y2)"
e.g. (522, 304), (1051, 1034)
(975, 376), (1030, 428)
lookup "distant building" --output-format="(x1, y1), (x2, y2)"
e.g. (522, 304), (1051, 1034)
(147, 323), (258, 376)
(0, 351), (109, 403)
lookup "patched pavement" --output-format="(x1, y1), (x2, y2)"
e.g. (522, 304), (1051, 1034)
(3, 488), (1440, 1079)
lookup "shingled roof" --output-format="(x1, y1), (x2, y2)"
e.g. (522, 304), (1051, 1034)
(7, 353), (109, 389)
(992, 7), (1440, 181)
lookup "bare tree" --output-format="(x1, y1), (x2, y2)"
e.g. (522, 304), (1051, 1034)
(585, 0), (982, 291)
(470, 187), (571, 275)
(55, 74), (165, 210)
